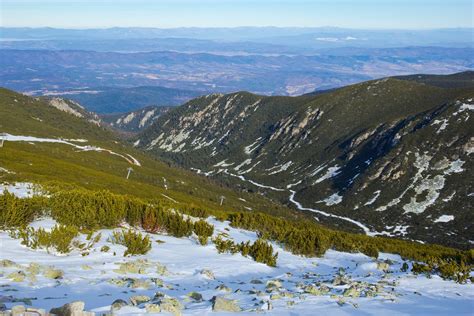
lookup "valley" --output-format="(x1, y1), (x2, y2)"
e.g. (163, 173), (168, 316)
(135, 72), (474, 249)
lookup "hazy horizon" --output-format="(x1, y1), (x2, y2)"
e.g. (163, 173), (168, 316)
(1, 0), (472, 29)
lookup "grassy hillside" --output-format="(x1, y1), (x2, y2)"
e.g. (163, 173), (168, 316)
(0, 88), (303, 220)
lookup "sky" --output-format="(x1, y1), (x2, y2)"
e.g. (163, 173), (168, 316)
(0, 0), (472, 29)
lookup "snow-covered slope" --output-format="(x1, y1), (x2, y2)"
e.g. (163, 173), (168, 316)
(2, 217), (473, 315)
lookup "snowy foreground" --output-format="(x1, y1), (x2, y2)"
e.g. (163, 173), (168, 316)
(0, 186), (473, 315)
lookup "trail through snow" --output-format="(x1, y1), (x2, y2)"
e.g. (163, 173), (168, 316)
(221, 169), (375, 235)
(1, 133), (141, 166)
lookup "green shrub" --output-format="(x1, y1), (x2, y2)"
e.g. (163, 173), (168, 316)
(360, 244), (379, 258)
(213, 235), (240, 254)
(401, 262), (409, 272)
(111, 229), (151, 256)
(50, 189), (127, 229)
(11, 225), (78, 254)
(248, 239), (278, 267)
(412, 262), (432, 275)
(100, 245), (110, 252)
(212, 235), (278, 267)
(193, 220), (214, 245)
(438, 261), (470, 283)
(0, 191), (45, 227)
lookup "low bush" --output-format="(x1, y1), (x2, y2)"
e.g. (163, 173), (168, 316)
(248, 239), (278, 267)
(193, 220), (214, 245)
(111, 229), (151, 256)
(212, 235), (278, 267)
(213, 234), (240, 254)
(10, 224), (79, 254)
(0, 191), (45, 227)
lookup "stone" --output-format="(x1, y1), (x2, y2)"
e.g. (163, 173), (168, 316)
(50, 301), (94, 316)
(110, 299), (128, 312)
(304, 285), (322, 295)
(129, 295), (151, 306)
(0, 260), (16, 268)
(26, 308), (46, 316)
(158, 297), (183, 316)
(265, 280), (282, 292)
(200, 269), (215, 280)
(7, 271), (26, 282)
(211, 296), (241, 312)
(215, 284), (232, 292)
(337, 298), (346, 307)
(145, 304), (161, 313)
(153, 292), (165, 300)
(377, 262), (390, 272)
(250, 279), (263, 284)
(114, 260), (149, 275)
(156, 263), (169, 276)
(130, 279), (151, 289)
(26, 263), (41, 275)
(343, 286), (361, 298)
(108, 278), (129, 287)
(332, 274), (350, 286)
(151, 278), (164, 287)
(43, 267), (64, 280)
(11, 306), (25, 316)
(270, 294), (281, 300)
(187, 292), (203, 302)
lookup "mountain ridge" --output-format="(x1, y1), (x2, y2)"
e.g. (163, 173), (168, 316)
(134, 73), (474, 248)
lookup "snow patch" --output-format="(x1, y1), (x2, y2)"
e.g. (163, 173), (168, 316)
(434, 215), (454, 223)
(323, 193), (343, 206)
(314, 165), (341, 184)
(138, 109), (156, 128)
(0, 182), (41, 198)
(365, 190), (381, 206)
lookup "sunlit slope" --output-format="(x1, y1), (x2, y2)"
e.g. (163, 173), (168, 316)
(0, 88), (297, 219)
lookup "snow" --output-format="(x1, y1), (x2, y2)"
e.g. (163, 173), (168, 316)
(244, 138), (262, 155)
(1, 217), (472, 315)
(0, 182), (39, 198)
(286, 180), (302, 189)
(122, 112), (135, 124)
(213, 159), (234, 167)
(224, 170), (285, 192)
(453, 101), (474, 116)
(364, 190), (381, 206)
(0, 167), (15, 174)
(48, 98), (83, 118)
(234, 159), (252, 171)
(431, 118), (449, 134)
(289, 190), (374, 236)
(139, 110), (156, 128)
(0, 133), (140, 166)
(268, 161), (293, 175)
(434, 215), (455, 223)
(314, 165), (341, 184)
(322, 193), (343, 206)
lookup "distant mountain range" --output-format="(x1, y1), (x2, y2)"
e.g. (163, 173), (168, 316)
(1, 47), (472, 98)
(133, 71), (474, 249)
(2, 27), (473, 52)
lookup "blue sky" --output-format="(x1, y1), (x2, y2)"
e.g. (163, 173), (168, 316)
(1, 0), (472, 29)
